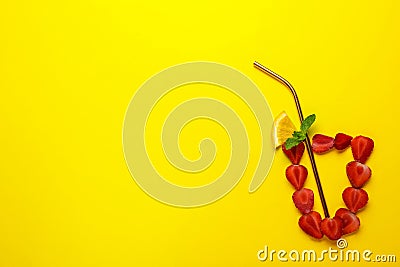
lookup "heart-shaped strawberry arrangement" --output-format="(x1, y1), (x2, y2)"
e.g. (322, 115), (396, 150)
(283, 131), (374, 240)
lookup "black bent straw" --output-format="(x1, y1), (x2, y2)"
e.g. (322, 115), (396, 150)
(253, 61), (330, 218)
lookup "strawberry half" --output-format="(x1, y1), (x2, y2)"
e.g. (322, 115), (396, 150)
(351, 136), (374, 163)
(292, 188), (314, 214)
(334, 133), (353, 150)
(335, 208), (360, 235)
(346, 161), (371, 188)
(282, 142), (305, 165)
(312, 134), (334, 154)
(342, 187), (369, 213)
(321, 217), (343, 240)
(298, 211), (323, 239)
(285, 165), (308, 190)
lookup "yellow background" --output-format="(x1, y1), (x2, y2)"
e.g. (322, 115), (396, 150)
(1, 0), (399, 266)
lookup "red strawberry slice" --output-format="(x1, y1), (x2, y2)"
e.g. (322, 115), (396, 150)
(282, 142), (305, 164)
(312, 134), (334, 154)
(346, 161), (372, 188)
(321, 217), (343, 240)
(334, 133), (353, 150)
(298, 211), (323, 239)
(285, 165), (308, 190)
(342, 187), (369, 213)
(292, 188), (314, 214)
(351, 136), (374, 163)
(335, 208), (360, 235)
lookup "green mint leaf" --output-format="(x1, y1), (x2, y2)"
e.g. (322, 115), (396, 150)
(284, 138), (301, 150)
(284, 114), (316, 150)
(300, 114), (316, 133)
(293, 131), (306, 140)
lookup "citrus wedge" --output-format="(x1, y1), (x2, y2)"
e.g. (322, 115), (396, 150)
(273, 111), (296, 148)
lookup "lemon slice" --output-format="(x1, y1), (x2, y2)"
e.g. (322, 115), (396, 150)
(273, 111), (296, 148)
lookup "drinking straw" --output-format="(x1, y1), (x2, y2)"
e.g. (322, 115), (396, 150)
(254, 61), (330, 218)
